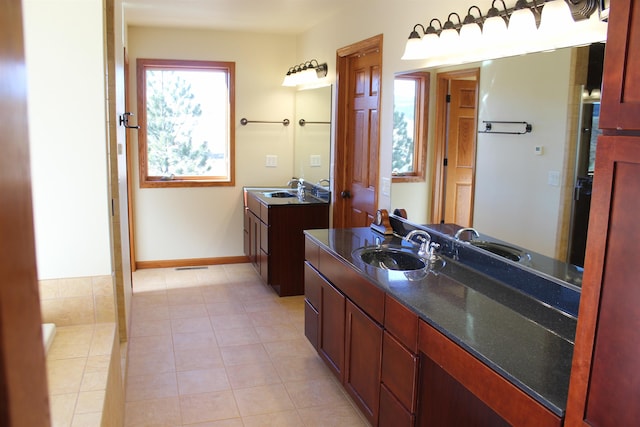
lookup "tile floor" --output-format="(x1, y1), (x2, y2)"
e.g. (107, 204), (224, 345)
(125, 263), (370, 427)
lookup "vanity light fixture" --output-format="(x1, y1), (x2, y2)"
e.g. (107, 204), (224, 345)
(282, 59), (328, 87)
(401, 0), (605, 64)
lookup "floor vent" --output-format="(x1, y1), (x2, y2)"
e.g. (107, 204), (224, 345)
(175, 266), (208, 271)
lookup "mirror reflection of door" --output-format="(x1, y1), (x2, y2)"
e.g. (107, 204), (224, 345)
(432, 69), (479, 227)
(334, 35), (382, 228)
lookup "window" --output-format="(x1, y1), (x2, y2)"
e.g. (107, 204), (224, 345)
(137, 59), (235, 188)
(392, 72), (430, 182)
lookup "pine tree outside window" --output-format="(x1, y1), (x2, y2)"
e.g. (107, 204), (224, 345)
(137, 59), (235, 188)
(392, 72), (429, 183)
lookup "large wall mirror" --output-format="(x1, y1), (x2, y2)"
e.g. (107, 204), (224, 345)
(293, 85), (332, 185)
(392, 42), (604, 280)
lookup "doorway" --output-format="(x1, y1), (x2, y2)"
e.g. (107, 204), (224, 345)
(333, 34), (383, 228)
(431, 69), (480, 227)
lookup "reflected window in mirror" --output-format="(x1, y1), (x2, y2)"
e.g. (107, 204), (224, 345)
(392, 72), (430, 182)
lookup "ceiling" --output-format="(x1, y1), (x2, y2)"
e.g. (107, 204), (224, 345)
(123, 0), (353, 34)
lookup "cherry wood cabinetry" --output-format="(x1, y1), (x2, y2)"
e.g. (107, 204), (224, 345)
(243, 191), (328, 296)
(379, 295), (419, 427)
(565, 1), (640, 423)
(304, 236), (383, 426)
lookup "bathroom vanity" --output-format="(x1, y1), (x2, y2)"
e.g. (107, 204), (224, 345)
(303, 221), (579, 426)
(243, 186), (329, 296)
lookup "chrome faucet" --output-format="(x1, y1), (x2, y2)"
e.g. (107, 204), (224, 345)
(454, 227), (480, 241)
(405, 229), (431, 258)
(287, 178), (301, 188)
(317, 178), (330, 187)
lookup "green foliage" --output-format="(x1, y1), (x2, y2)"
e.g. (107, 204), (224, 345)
(146, 70), (212, 176)
(392, 109), (414, 174)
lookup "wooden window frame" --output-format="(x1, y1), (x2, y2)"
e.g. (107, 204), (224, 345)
(136, 58), (235, 188)
(392, 71), (430, 183)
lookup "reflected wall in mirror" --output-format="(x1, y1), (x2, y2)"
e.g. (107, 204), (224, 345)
(293, 85), (331, 185)
(392, 43), (604, 268)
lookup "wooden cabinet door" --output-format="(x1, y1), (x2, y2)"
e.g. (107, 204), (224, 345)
(319, 278), (345, 381)
(565, 136), (640, 426)
(599, 0), (640, 131)
(344, 299), (383, 425)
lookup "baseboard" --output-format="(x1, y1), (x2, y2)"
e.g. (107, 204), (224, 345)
(135, 256), (249, 270)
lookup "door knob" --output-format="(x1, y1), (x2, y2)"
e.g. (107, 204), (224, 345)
(340, 190), (351, 199)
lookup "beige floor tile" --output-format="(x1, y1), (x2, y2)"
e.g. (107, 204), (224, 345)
(174, 347), (224, 372)
(130, 318), (172, 337)
(232, 383), (295, 417)
(242, 298), (283, 313)
(171, 316), (213, 334)
(263, 338), (316, 360)
(132, 305), (171, 322)
(169, 303), (208, 319)
(179, 390), (239, 425)
(47, 325), (94, 360)
(297, 403), (370, 427)
(225, 361), (281, 389)
(219, 344), (269, 366)
(177, 367), (230, 395)
(241, 409), (304, 427)
(48, 358), (87, 394)
(215, 326), (261, 347)
(285, 377), (350, 409)
(131, 291), (168, 308)
(80, 355), (111, 392)
(71, 411), (102, 427)
(173, 331), (218, 351)
(182, 420), (243, 427)
(255, 324), (300, 343)
(49, 393), (78, 427)
(167, 288), (205, 306)
(89, 323), (115, 356)
(273, 355), (332, 382)
(127, 333), (173, 356)
(205, 301), (246, 316)
(247, 309), (292, 327)
(127, 349), (176, 376)
(201, 286), (238, 304)
(124, 397), (181, 427)
(75, 390), (105, 414)
(209, 313), (253, 331)
(125, 372), (178, 402)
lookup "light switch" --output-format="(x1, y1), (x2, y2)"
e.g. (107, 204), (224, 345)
(535, 145), (544, 155)
(310, 155), (321, 167)
(548, 170), (560, 187)
(382, 177), (391, 196)
(265, 155), (278, 167)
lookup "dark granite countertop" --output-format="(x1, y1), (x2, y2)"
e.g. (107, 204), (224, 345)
(304, 227), (577, 417)
(244, 186), (329, 206)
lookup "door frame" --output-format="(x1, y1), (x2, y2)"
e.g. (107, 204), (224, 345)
(333, 34), (383, 228)
(430, 68), (480, 224)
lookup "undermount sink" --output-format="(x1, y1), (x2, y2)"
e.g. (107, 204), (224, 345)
(353, 246), (427, 271)
(469, 240), (531, 263)
(263, 190), (297, 198)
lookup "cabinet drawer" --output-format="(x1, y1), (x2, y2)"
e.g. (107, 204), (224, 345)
(319, 247), (385, 324)
(260, 202), (269, 222)
(304, 299), (319, 350)
(379, 384), (414, 427)
(260, 221), (268, 253)
(384, 294), (418, 353)
(247, 192), (261, 216)
(304, 263), (321, 310)
(381, 331), (418, 412)
(304, 235), (320, 267)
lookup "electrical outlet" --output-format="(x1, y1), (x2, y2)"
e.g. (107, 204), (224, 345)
(265, 155), (278, 167)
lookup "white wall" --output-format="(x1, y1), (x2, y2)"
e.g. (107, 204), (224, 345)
(23, 0), (112, 279)
(127, 27), (297, 261)
(473, 49), (573, 257)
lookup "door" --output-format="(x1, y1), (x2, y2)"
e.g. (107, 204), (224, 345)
(444, 79), (478, 226)
(0, 1), (50, 424)
(431, 69), (480, 225)
(334, 35), (383, 228)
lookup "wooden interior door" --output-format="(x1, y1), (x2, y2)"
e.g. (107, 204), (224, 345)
(334, 35), (382, 228)
(0, 0), (50, 424)
(444, 79), (477, 226)
(431, 69), (479, 225)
